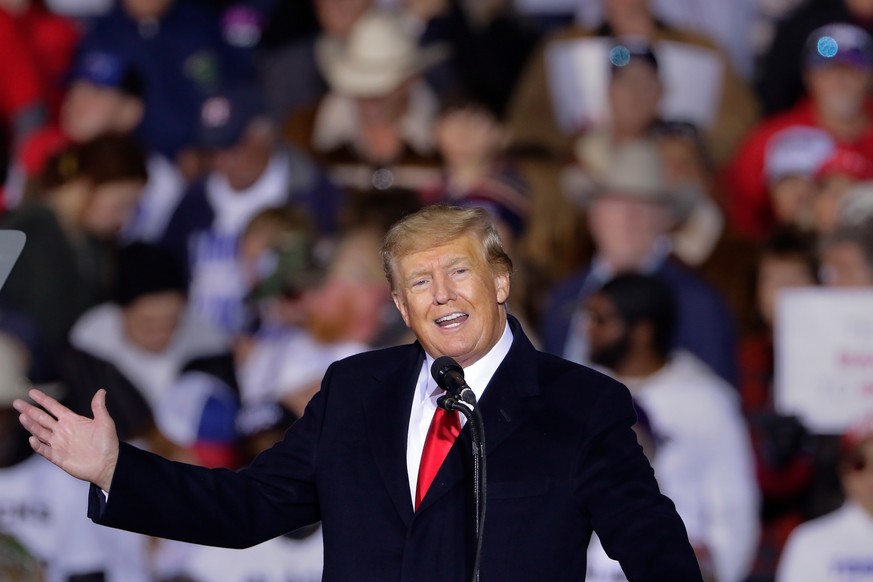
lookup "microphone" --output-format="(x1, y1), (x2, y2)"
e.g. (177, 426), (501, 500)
(432, 356), (477, 406)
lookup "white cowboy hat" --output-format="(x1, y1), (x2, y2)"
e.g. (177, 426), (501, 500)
(316, 9), (449, 98)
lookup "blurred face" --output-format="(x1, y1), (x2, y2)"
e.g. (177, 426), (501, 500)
(123, 0), (173, 20)
(354, 82), (412, 125)
(842, 439), (873, 515)
(756, 254), (817, 327)
(770, 176), (817, 228)
(814, 174), (856, 235)
(584, 292), (630, 371)
(805, 65), (872, 121)
(122, 291), (186, 353)
(390, 234), (509, 367)
(81, 179), (144, 238)
(657, 135), (710, 190)
(609, 62), (662, 138)
(315, 0), (373, 36)
(588, 195), (672, 271)
(847, 0), (873, 18)
(61, 83), (139, 142)
(209, 132), (272, 191)
(820, 241), (873, 287)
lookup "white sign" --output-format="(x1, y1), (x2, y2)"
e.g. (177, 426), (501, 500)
(775, 289), (873, 434)
(545, 37), (724, 134)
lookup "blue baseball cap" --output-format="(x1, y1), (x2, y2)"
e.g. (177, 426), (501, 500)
(70, 50), (143, 97)
(196, 87), (267, 149)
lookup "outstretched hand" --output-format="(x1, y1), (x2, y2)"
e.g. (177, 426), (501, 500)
(13, 388), (119, 491)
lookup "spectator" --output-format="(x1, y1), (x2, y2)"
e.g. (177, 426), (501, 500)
(575, 0), (759, 79)
(761, 126), (836, 232)
(284, 8), (449, 196)
(812, 147), (873, 237)
(60, 242), (233, 451)
(738, 226), (820, 579)
(74, 0), (256, 162)
(506, 0), (759, 166)
(757, 0), (873, 116)
(583, 273), (759, 582)
(0, 133), (147, 382)
(776, 415), (873, 581)
(159, 86), (341, 336)
(0, 332), (152, 581)
(260, 0), (374, 125)
(543, 139), (738, 385)
(10, 50), (187, 243)
(818, 216), (873, 287)
(724, 23), (873, 240)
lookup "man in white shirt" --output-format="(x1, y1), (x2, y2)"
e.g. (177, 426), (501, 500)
(583, 273), (760, 582)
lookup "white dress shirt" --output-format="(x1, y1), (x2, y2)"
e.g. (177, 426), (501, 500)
(405, 321), (514, 505)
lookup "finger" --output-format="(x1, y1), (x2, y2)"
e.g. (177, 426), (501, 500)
(18, 413), (55, 444)
(28, 435), (53, 459)
(17, 401), (58, 431)
(91, 388), (109, 421)
(28, 388), (69, 419)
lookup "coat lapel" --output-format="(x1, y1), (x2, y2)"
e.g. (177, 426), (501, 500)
(361, 344), (425, 525)
(416, 316), (542, 512)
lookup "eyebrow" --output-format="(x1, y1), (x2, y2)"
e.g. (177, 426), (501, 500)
(405, 256), (469, 281)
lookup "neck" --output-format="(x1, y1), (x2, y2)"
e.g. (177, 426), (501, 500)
(817, 108), (869, 141)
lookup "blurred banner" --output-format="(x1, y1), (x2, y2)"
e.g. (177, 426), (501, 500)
(776, 288), (873, 434)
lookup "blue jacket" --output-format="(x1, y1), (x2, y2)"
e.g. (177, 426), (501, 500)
(76, 0), (255, 158)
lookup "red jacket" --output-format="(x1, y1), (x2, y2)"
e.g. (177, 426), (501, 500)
(723, 98), (873, 239)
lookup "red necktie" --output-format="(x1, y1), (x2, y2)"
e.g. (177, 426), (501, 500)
(415, 405), (460, 508)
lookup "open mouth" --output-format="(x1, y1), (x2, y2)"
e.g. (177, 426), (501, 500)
(435, 312), (468, 328)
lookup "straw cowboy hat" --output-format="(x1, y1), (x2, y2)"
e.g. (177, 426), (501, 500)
(561, 133), (699, 221)
(316, 9), (449, 98)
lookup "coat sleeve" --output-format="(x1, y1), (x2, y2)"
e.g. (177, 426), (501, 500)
(87, 366), (335, 548)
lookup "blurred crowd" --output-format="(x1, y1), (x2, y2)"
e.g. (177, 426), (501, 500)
(0, 0), (872, 580)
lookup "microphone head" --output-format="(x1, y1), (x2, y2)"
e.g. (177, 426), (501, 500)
(431, 356), (464, 392)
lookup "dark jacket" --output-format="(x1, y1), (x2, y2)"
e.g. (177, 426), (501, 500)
(89, 316), (702, 581)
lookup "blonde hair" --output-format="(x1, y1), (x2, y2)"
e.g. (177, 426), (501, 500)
(380, 204), (512, 290)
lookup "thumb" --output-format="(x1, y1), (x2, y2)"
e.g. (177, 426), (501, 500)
(91, 388), (112, 422)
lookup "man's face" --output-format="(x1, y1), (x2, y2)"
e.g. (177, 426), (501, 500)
(209, 131), (272, 191)
(122, 291), (186, 353)
(609, 61), (662, 137)
(805, 65), (872, 121)
(756, 254), (817, 327)
(587, 195), (671, 270)
(584, 292), (630, 371)
(61, 82), (141, 142)
(390, 234), (509, 367)
(81, 179), (144, 239)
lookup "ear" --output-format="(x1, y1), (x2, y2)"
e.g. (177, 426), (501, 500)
(494, 270), (510, 305)
(392, 291), (410, 327)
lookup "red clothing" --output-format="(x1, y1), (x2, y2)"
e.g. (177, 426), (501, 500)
(723, 98), (873, 240)
(16, 5), (81, 121)
(0, 10), (43, 123)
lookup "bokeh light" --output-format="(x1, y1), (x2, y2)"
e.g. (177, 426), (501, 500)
(817, 36), (839, 59)
(609, 45), (631, 67)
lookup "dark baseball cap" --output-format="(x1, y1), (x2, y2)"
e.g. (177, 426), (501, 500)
(70, 50), (144, 97)
(196, 87), (267, 150)
(804, 23), (873, 70)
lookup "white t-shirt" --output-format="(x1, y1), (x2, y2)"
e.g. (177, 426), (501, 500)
(777, 502), (873, 582)
(0, 454), (151, 582)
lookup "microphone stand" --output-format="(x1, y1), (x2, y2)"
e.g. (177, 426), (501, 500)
(438, 394), (487, 582)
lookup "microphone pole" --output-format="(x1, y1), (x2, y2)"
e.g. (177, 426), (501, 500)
(433, 358), (487, 582)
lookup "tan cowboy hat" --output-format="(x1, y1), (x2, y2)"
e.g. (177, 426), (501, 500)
(316, 9), (450, 98)
(560, 133), (699, 220)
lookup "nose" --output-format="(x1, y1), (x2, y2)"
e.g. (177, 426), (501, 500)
(432, 273), (456, 305)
